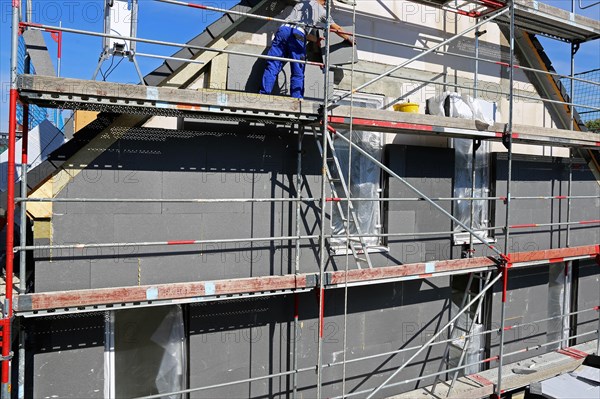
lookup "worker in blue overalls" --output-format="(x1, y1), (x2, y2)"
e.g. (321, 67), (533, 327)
(259, 0), (354, 99)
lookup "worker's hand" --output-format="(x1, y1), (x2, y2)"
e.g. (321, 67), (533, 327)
(345, 36), (356, 46)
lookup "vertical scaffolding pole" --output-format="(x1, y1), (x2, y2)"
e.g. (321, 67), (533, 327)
(2, 1), (21, 397)
(316, 1), (333, 397)
(469, 139), (479, 257)
(496, 2), (515, 397)
(17, 97), (29, 399)
(562, 154), (573, 347)
(292, 125), (303, 398)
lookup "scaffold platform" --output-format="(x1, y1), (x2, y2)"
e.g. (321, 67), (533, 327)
(17, 75), (600, 149)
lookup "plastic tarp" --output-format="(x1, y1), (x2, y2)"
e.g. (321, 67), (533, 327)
(114, 305), (186, 398)
(452, 139), (490, 243)
(547, 263), (566, 350)
(331, 96), (383, 247)
(427, 91), (495, 126)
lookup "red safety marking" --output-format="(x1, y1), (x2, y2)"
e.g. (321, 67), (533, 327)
(328, 116), (434, 132)
(467, 373), (494, 387)
(326, 125), (337, 134)
(579, 220), (600, 225)
(555, 195), (567, 199)
(495, 61), (520, 69)
(593, 306), (599, 311)
(188, 2), (208, 10)
(558, 347), (588, 359)
(512, 132), (520, 138)
(510, 223), (537, 229)
(482, 355), (499, 363)
(502, 266), (509, 303)
(326, 198), (341, 202)
(418, 273), (433, 278)
(479, 0), (506, 8)
(167, 240), (197, 245)
(503, 325), (514, 331)
(549, 257), (564, 264)
(595, 142), (600, 147)
(495, 132), (503, 138)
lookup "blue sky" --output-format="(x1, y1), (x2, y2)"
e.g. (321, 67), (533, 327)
(0, 0), (598, 132)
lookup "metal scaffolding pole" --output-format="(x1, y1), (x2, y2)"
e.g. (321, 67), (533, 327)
(328, 129), (503, 258)
(496, 2), (516, 397)
(16, 194), (600, 204)
(17, 97), (29, 399)
(342, 4), (358, 396)
(365, 272), (503, 398)
(316, 1), (333, 396)
(292, 124), (303, 399)
(330, 7), (509, 106)
(20, 22), (324, 69)
(337, 330), (598, 399)
(2, 1), (21, 397)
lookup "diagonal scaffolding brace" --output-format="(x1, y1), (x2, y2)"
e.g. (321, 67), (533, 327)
(328, 6), (510, 107)
(365, 271), (504, 398)
(325, 126), (505, 260)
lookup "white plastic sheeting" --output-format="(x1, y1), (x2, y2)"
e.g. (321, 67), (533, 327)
(452, 139), (490, 244)
(330, 94), (384, 247)
(427, 91), (496, 126)
(547, 263), (567, 350)
(113, 305), (186, 398)
(331, 128), (383, 246)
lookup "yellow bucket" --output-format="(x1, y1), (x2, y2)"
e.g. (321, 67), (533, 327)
(393, 103), (419, 113)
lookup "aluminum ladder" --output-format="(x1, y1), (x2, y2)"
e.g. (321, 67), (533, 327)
(430, 271), (492, 396)
(313, 126), (374, 269)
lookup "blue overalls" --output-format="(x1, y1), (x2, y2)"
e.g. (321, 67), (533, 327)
(259, 24), (307, 99)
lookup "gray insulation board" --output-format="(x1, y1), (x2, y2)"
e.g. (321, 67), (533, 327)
(188, 277), (451, 398)
(385, 145), (455, 264)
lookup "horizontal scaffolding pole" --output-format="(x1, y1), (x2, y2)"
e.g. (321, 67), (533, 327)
(322, 305), (600, 369)
(331, 7), (510, 106)
(326, 127), (503, 258)
(17, 194), (599, 204)
(13, 220), (599, 252)
(331, 64), (600, 112)
(20, 22), (323, 69)
(509, 219), (600, 229)
(155, 0), (325, 31)
(337, 331), (598, 399)
(136, 52), (205, 65)
(128, 314), (599, 399)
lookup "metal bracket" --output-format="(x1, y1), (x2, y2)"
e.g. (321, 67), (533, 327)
(0, 352), (14, 361)
(571, 41), (581, 56)
(501, 125), (511, 150)
(473, 138), (482, 152)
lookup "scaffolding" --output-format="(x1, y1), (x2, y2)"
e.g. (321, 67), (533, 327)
(3, 0), (600, 398)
